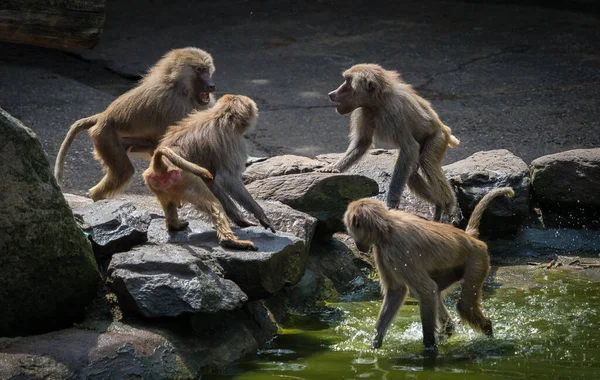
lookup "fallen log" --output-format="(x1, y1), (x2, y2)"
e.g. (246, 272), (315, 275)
(0, 0), (106, 50)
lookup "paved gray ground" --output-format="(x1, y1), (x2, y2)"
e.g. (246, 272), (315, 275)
(0, 0), (598, 197)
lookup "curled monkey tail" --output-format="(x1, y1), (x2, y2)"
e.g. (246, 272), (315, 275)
(465, 187), (515, 238)
(442, 124), (460, 148)
(54, 114), (100, 187)
(152, 147), (213, 181)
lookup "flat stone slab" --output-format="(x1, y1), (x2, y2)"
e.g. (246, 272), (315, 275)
(108, 245), (248, 318)
(147, 216), (306, 299)
(241, 200), (317, 251)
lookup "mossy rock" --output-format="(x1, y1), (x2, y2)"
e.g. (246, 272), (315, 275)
(0, 108), (100, 337)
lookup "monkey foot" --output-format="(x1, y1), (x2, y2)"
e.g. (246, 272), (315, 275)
(423, 345), (438, 357)
(167, 220), (189, 231)
(220, 238), (257, 251)
(372, 335), (383, 349)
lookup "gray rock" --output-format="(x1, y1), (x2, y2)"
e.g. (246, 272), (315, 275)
(489, 228), (600, 257)
(243, 154), (324, 184)
(307, 233), (372, 293)
(241, 200), (317, 254)
(531, 149), (600, 207)
(0, 108), (100, 337)
(444, 149), (530, 235)
(317, 149), (437, 220)
(246, 172), (379, 232)
(147, 216), (306, 299)
(74, 200), (151, 258)
(0, 315), (276, 379)
(286, 269), (340, 309)
(108, 245), (248, 317)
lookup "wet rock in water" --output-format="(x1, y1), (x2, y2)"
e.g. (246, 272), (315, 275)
(286, 269), (340, 308)
(147, 216), (306, 299)
(74, 200), (151, 258)
(108, 244), (248, 317)
(307, 233), (372, 293)
(243, 154), (324, 184)
(0, 108), (100, 337)
(317, 149), (437, 220)
(190, 300), (279, 362)
(444, 149), (530, 236)
(0, 314), (277, 379)
(489, 227), (600, 257)
(246, 172), (379, 233)
(241, 200), (318, 256)
(530, 149), (600, 228)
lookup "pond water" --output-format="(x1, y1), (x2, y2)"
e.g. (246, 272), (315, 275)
(206, 268), (600, 380)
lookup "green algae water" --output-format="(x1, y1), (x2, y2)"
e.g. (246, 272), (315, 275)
(206, 268), (600, 379)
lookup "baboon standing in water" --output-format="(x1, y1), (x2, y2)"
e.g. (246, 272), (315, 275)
(322, 64), (460, 222)
(143, 94), (275, 251)
(54, 47), (217, 201)
(344, 187), (515, 354)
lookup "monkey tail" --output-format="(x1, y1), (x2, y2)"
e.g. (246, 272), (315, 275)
(448, 134), (460, 148)
(54, 114), (99, 187)
(442, 124), (460, 148)
(153, 147), (213, 181)
(465, 187), (515, 238)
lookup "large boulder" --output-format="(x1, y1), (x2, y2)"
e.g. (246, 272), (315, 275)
(0, 108), (100, 337)
(0, 306), (277, 379)
(531, 149), (600, 227)
(243, 154), (324, 184)
(74, 200), (151, 259)
(108, 245), (248, 317)
(317, 149), (435, 220)
(147, 216), (306, 299)
(444, 149), (530, 236)
(246, 173), (379, 233)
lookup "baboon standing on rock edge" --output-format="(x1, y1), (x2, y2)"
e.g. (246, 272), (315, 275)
(344, 187), (515, 355)
(143, 94), (275, 251)
(54, 47), (217, 201)
(321, 64), (460, 222)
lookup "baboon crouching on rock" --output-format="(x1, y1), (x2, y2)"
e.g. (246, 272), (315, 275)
(143, 94), (275, 251)
(344, 187), (515, 355)
(322, 63), (460, 222)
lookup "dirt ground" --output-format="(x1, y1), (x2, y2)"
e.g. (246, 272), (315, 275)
(0, 0), (598, 197)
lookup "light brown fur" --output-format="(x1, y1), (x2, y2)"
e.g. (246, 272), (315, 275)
(323, 63), (460, 222)
(344, 187), (515, 354)
(54, 47), (217, 201)
(142, 94), (275, 251)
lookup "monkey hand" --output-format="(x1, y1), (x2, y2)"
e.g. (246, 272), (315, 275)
(315, 166), (340, 173)
(260, 219), (276, 233)
(372, 334), (383, 349)
(235, 219), (258, 228)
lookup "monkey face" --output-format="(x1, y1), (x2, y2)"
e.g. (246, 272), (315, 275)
(192, 66), (216, 106)
(328, 78), (358, 115)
